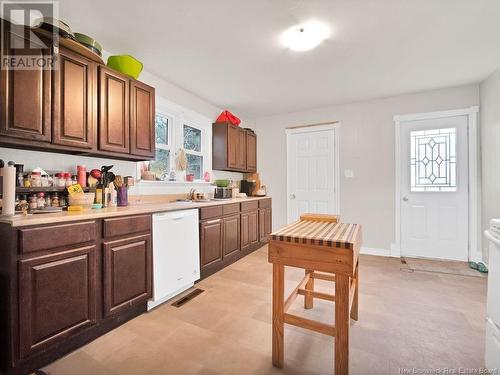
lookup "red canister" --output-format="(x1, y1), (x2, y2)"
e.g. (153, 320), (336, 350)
(77, 165), (87, 187)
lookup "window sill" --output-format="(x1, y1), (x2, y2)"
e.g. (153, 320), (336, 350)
(137, 180), (213, 186)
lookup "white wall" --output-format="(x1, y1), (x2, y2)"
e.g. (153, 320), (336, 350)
(256, 84), (480, 252)
(480, 67), (500, 263)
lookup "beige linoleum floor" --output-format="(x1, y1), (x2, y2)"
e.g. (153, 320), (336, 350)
(42, 246), (487, 375)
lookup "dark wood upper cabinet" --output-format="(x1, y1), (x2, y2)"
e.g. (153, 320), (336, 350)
(223, 214), (240, 258)
(18, 245), (97, 358)
(103, 234), (152, 317)
(212, 122), (256, 172)
(200, 218), (223, 270)
(0, 32), (51, 142)
(52, 48), (96, 149)
(246, 131), (257, 172)
(98, 67), (130, 154)
(130, 80), (155, 158)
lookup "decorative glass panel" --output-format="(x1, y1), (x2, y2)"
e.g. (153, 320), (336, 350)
(410, 128), (456, 192)
(149, 149), (170, 180)
(155, 115), (168, 145)
(186, 154), (203, 180)
(183, 125), (202, 152)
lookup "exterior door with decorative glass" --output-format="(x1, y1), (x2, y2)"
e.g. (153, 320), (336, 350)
(400, 115), (469, 261)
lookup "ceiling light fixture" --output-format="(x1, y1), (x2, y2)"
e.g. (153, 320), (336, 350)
(280, 20), (330, 52)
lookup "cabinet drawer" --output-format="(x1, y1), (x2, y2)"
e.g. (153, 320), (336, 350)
(259, 198), (272, 208)
(200, 205), (223, 220)
(223, 203), (240, 216)
(241, 201), (258, 212)
(103, 215), (151, 238)
(19, 221), (96, 254)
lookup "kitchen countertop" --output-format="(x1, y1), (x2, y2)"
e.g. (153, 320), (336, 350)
(0, 196), (271, 227)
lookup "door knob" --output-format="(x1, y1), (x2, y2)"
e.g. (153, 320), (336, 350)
(402, 196), (409, 202)
(290, 194), (296, 200)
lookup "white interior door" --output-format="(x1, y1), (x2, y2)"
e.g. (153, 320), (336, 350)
(287, 126), (337, 223)
(400, 115), (469, 261)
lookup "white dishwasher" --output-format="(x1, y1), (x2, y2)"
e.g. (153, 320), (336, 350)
(148, 209), (200, 310)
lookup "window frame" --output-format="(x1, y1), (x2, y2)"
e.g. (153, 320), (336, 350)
(138, 97), (212, 183)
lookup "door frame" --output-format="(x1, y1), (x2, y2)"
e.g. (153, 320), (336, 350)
(286, 123), (340, 223)
(393, 106), (481, 261)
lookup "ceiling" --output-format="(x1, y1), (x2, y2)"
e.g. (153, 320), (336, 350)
(60, 0), (500, 118)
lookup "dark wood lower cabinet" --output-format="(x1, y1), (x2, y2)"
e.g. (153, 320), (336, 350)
(103, 234), (152, 317)
(241, 210), (259, 252)
(18, 245), (97, 359)
(0, 215), (152, 375)
(259, 208), (272, 243)
(200, 218), (223, 271)
(223, 214), (240, 258)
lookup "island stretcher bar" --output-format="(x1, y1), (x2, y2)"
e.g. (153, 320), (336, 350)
(268, 213), (362, 374)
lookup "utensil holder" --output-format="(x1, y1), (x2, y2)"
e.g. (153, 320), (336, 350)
(117, 186), (128, 206)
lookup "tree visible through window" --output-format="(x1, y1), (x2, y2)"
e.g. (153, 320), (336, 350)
(148, 114), (171, 180)
(184, 125), (203, 179)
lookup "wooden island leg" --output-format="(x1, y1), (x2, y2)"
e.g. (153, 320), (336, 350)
(272, 263), (284, 368)
(335, 274), (350, 375)
(304, 269), (314, 309)
(350, 262), (359, 321)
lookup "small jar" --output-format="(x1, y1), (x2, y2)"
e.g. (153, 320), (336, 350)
(54, 173), (65, 188)
(51, 192), (60, 207)
(59, 195), (67, 207)
(65, 172), (72, 187)
(17, 172), (24, 187)
(30, 171), (42, 187)
(36, 192), (45, 209)
(41, 174), (49, 187)
(23, 174), (31, 188)
(71, 175), (77, 185)
(28, 195), (37, 210)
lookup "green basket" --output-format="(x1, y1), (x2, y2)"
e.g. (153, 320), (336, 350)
(107, 55), (143, 79)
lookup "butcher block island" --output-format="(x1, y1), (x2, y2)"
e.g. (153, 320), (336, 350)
(268, 214), (361, 375)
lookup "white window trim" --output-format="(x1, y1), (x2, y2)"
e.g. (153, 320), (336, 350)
(137, 96), (213, 184)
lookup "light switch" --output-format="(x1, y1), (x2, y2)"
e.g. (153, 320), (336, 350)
(344, 169), (354, 178)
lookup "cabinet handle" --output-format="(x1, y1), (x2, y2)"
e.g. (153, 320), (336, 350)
(205, 219), (221, 224)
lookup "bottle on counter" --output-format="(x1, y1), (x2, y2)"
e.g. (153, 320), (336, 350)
(77, 165), (87, 187)
(28, 195), (37, 210)
(51, 192), (60, 207)
(64, 173), (72, 187)
(23, 174), (31, 188)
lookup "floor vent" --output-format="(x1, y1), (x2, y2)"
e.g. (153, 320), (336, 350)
(172, 288), (204, 308)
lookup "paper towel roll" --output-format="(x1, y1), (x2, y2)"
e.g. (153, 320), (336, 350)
(2, 162), (16, 216)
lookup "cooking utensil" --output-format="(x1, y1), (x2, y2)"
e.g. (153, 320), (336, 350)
(114, 175), (123, 188)
(32, 17), (75, 39)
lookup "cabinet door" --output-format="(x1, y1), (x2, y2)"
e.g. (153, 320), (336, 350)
(52, 48), (96, 149)
(223, 214), (240, 258)
(103, 234), (152, 317)
(246, 131), (257, 172)
(0, 33), (51, 142)
(18, 245), (97, 358)
(200, 219), (223, 269)
(130, 80), (155, 158)
(227, 125), (239, 170)
(259, 208), (272, 243)
(241, 211), (259, 251)
(98, 67), (130, 154)
(237, 128), (247, 170)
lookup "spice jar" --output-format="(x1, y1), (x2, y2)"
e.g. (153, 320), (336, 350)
(65, 172), (72, 187)
(36, 192), (45, 209)
(41, 174), (49, 187)
(23, 174), (31, 188)
(28, 195), (37, 210)
(51, 192), (60, 207)
(30, 171), (42, 187)
(54, 172), (65, 188)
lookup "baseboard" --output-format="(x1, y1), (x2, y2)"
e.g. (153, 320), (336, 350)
(360, 247), (393, 257)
